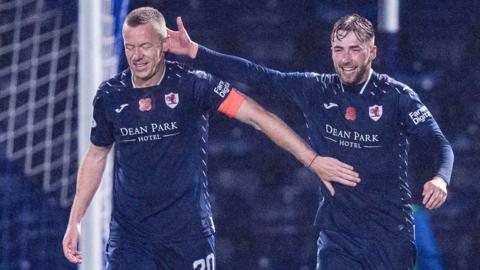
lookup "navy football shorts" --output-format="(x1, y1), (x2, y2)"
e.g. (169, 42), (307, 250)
(316, 230), (416, 270)
(105, 234), (215, 270)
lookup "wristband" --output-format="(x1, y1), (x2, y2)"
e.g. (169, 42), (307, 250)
(307, 154), (318, 168)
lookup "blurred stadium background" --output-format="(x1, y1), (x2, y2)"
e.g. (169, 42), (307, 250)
(1, 0), (479, 269)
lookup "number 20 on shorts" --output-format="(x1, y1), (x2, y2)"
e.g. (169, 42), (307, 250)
(193, 253), (215, 270)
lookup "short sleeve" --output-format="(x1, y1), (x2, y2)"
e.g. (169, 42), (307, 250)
(190, 70), (238, 113)
(90, 93), (114, 146)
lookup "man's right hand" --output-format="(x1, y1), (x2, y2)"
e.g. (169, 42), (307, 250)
(63, 223), (82, 264)
(166, 17), (198, 59)
(309, 156), (361, 196)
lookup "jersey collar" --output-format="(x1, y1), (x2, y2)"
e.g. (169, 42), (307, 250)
(131, 63), (167, 89)
(339, 68), (373, 95)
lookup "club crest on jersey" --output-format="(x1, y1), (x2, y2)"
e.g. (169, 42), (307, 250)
(164, 92), (179, 109)
(345, 106), (356, 121)
(369, 105), (383, 121)
(139, 98), (152, 112)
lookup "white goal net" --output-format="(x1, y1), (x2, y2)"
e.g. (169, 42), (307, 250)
(0, 0), (78, 207)
(0, 0), (119, 269)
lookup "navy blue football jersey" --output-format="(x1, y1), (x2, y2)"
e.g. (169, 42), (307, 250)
(192, 46), (454, 241)
(91, 61), (236, 242)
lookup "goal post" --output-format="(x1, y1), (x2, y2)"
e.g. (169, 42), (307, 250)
(78, 0), (128, 269)
(78, 0), (105, 269)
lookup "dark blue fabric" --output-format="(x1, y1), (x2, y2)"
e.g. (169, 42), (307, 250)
(106, 226), (215, 270)
(91, 61), (234, 243)
(191, 45), (454, 243)
(317, 230), (416, 270)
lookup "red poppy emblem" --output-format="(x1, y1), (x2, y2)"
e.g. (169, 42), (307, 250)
(139, 98), (152, 112)
(345, 106), (356, 121)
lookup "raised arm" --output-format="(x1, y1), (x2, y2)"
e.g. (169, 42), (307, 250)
(231, 93), (360, 195)
(166, 17), (315, 103)
(63, 144), (111, 264)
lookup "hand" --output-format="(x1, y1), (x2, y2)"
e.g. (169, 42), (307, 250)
(63, 223), (82, 264)
(309, 156), (361, 196)
(166, 17), (198, 59)
(422, 176), (448, 210)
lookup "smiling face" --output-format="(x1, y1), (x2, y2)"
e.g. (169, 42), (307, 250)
(331, 30), (376, 85)
(123, 22), (167, 88)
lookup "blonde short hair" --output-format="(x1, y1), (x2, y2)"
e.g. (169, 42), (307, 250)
(124, 7), (167, 39)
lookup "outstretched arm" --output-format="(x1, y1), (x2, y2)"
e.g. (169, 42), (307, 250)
(62, 144), (111, 264)
(166, 17), (315, 103)
(232, 94), (360, 195)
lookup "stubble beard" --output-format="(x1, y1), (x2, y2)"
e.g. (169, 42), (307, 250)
(337, 62), (370, 86)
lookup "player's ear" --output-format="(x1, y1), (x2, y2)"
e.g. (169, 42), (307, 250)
(369, 45), (377, 61)
(162, 36), (170, 52)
